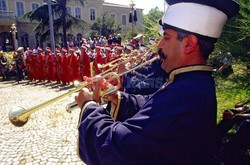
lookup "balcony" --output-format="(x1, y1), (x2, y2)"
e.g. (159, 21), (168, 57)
(0, 11), (16, 26)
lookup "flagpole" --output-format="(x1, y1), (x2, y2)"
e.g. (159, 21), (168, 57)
(130, 0), (135, 38)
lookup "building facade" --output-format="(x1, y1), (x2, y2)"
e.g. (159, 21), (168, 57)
(0, 0), (143, 51)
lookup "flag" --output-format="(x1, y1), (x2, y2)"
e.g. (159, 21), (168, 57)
(129, 11), (132, 23)
(134, 9), (137, 22)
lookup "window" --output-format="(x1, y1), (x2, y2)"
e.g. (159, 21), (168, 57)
(89, 8), (96, 21)
(31, 3), (39, 11)
(121, 15), (126, 25)
(16, 2), (25, 17)
(0, 0), (7, 11)
(35, 32), (41, 47)
(20, 32), (29, 48)
(75, 7), (81, 19)
(77, 33), (83, 46)
(67, 34), (73, 42)
(110, 13), (115, 20)
(66, 6), (71, 15)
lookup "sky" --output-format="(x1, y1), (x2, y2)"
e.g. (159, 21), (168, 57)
(104, 0), (167, 14)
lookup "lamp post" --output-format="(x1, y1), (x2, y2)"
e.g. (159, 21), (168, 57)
(10, 23), (18, 51)
(47, 0), (56, 54)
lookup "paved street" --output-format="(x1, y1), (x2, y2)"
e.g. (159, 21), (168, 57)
(0, 80), (84, 164)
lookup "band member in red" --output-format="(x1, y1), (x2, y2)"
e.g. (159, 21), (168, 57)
(115, 44), (123, 58)
(62, 48), (70, 85)
(44, 47), (52, 82)
(104, 45), (113, 64)
(49, 50), (56, 82)
(93, 44), (104, 75)
(25, 49), (34, 81)
(36, 47), (46, 82)
(79, 45), (91, 81)
(55, 48), (62, 84)
(68, 48), (80, 82)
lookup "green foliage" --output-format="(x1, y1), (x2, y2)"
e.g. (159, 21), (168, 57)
(143, 7), (163, 44)
(121, 29), (140, 43)
(214, 0), (250, 65)
(88, 13), (122, 38)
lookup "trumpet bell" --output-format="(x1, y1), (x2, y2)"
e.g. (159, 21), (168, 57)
(9, 107), (28, 127)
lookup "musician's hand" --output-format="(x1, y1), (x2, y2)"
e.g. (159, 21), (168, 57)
(117, 63), (127, 73)
(222, 110), (235, 119)
(75, 88), (93, 109)
(92, 76), (118, 105)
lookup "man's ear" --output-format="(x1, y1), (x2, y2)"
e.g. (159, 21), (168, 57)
(184, 35), (199, 54)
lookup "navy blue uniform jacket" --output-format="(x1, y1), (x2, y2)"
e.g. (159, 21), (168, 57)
(77, 65), (218, 165)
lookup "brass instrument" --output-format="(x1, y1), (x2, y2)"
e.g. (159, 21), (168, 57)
(66, 55), (160, 113)
(98, 48), (151, 70)
(9, 72), (120, 127)
(98, 49), (153, 76)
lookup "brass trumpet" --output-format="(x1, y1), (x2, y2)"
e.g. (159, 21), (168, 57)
(98, 49), (152, 70)
(9, 71), (120, 127)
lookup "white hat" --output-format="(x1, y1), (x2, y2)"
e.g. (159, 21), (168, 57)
(159, 0), (240, 39)
(17, 47), (24, 52)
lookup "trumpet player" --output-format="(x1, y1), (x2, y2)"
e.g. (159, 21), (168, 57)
(75, 0), (240, 164)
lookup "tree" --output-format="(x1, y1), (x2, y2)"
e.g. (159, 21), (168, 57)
(24, 0), (87, 48)
(89, 12), (122, 38)
(215, 0), (250, 65)
(143, 7), (164, 44)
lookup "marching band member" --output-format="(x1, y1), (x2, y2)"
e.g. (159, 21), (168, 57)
(115, 44), (123, 58)
(93, 44), (105, 75)
(79, 45), (91, 81)
(36, 47), (46, 82)
(44, 47), (56, 83)
(55, 48), (62, 84)
(62, 48), (70, 85)
(75, 0), (240, 164)
(68, 48), (80, 82)
(104, 45), (113, 65)
(25, 49), (34, 82)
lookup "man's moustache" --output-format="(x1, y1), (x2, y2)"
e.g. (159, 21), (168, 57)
(158, 49), (166, 60)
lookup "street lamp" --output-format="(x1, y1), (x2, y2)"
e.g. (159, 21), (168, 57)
(10, 23), (18, 51)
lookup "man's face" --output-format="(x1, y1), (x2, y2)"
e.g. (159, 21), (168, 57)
(157, 29), (183, 73)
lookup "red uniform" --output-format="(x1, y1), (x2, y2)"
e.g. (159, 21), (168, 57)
(25, 50), (34, 81)
(68, 51), (80, 82)
(55, 53), (63, 83)
(93, 49), (104, 75)
(48, 53), (56, 82)
(36, 50), (46, 81)
(62, 52), (70, 84)
(79, 48), (91, 81)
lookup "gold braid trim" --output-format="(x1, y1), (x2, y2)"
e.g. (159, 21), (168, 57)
(162, 65), (214, 89)
(112, 91), (122, 121)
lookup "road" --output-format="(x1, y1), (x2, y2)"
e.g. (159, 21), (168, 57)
(0, 80), (84, 164)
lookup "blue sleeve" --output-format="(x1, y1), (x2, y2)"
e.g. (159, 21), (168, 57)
(114, 92), (151, 121)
